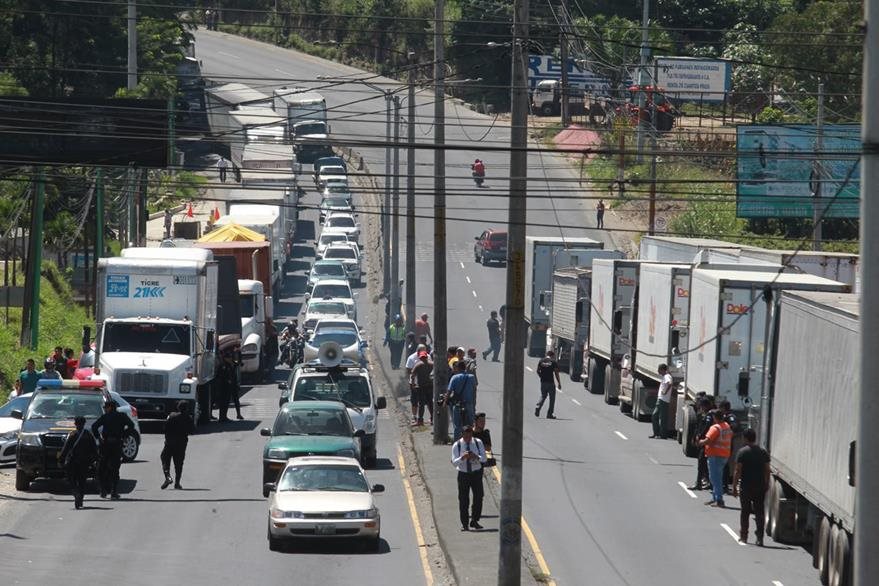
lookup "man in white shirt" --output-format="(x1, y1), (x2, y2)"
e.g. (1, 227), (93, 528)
(217, 156), (229, 183)
(451, 425), (487, 531)
(650, 363), (673, 439)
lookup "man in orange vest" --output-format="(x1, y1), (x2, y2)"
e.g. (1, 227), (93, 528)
(698, 409), (732, 507)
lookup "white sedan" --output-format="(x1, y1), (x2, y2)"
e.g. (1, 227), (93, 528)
(323, 213), (360, 240)
(322, 243), (362, 284)
(266, 456), (384, 552)
(316, 229), (351, 258)
(302, 298), (353, 331)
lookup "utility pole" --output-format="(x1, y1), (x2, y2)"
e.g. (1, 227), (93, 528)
(559, 0), (570, 127)
(812, 82), (825, 251)
(95, 168), (104, 309)
(857, 0), (879, 583)
(498, 0), (529, 582)
(391, 96), (402, 318)
(27, 168), (45, 350)
(383, 93), (392, 298)
(405, 51), (417, 333)
(635, 0), (650, 162)
(168, 96), (176, 168)
(432, 0), (450, 444)
(127, 0), (137, 90)
(647, 60), (658, 235)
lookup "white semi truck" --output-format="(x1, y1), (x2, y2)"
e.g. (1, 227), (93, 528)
(227, 107), (287, 172)
(705, 246), (859, 291)
(549, 267), (592, 380)
(754, 291), (857, 586)
(238, 278), (273, 381)
(638, 235), (744, 263)
(273, 87), (328, 125)
(204, 82), (271, 141)
(524, 236), (618, 357)
(95, 248), (218, 424)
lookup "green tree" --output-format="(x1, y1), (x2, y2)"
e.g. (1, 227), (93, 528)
(721, 24), (772, 120)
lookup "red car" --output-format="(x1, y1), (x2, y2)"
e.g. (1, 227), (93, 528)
(473, 229), (508, 265)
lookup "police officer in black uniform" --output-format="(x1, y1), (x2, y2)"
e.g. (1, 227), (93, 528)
(161, 401), (196, 489)
(59, 415), (99, 509)
(216, 351), (241, 422)
(91, 400), (134, 500)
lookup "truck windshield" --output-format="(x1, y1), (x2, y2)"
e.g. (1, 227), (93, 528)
(240, 294), (255, 318)
(103, 323), (191, 355)
(294, 122), (327, 136)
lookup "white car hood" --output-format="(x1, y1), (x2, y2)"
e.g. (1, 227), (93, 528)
(273, 490), (374, 513)
(100, 352), (191, 373)
(0, 418), (22, 434)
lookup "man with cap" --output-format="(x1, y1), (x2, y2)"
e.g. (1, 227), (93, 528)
(451, 424), (487, 530)
(59, 415), (98, 509)
(482, 310), (503, 362)
(384, 314), (407, 369)
(161, 401), (196, 489)
(409, 350), (434, 426)
(92, 399), (135, 499)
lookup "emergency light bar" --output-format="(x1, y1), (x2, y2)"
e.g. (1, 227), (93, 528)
(36, 379), (105, 389)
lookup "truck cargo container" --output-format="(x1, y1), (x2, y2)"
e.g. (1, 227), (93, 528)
(204, 82), (271, 141)
(549, 267), (591, 380)
(241, 143), (300, 173)
(216, 207), (287, 294)
(706, 246), (859, 291)
(638, 236), (743, 264)
(194, 240), (273, 298)
(273, 88), (327, 125)
(226, 107), (287, 172)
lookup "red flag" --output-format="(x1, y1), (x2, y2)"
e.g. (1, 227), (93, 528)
(213, 207), (220, 221)
(186, 203), (194, 218)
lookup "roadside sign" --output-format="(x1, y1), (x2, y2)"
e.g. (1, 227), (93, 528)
(655, 57), (731, 103)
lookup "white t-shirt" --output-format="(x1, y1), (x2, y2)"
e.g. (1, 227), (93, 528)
(405, 351), (420, 370)
(657, 373), (674, 403)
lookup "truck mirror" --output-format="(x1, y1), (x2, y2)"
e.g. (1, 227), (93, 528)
(264, 297), (274, 319)
(737, 370), (749, 398)
(612, 309), (623, 335)
(206, 329), (216, 352)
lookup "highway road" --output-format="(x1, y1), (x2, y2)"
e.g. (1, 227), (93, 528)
(193, 31), (825, 585)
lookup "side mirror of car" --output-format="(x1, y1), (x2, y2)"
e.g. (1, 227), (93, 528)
(277, 381), (288, 390)
(260, 428), (272, 436)
(10, 409), (23, 420)
(375, 397), (387, 410)
(372, 483), (385, 493)
(354, 429), (366, 438)
(474, 236), (479, 240)
(264, 482), (277, 493)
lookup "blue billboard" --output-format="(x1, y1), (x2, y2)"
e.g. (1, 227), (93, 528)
(736, 124), (860, 218)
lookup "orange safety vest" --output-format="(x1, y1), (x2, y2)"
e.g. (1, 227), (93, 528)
(704, 421), (732, 458)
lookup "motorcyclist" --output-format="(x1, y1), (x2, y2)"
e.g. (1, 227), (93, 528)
(471, 159), (485, 177)
(279, 320), (303, 366)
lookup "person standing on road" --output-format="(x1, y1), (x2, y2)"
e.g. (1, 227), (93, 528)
(163, 208), (173, 240)
(689, 397), (713, 491)
(732, 428), (771, 545)
(92, 400), (134, 500)
(161, 401), (196, 490)
(19, 359), (41, 394)
(216, 351), (242, 421)
(404, 332), (418, 360)
(451, 425), (487, 531)
(534, 350), (561, 419)
(414, 313), (433, 346)
(720, 399), (742, 493)
(650, 364), (673, 439)
(699, 410), (733, 507)
(446, 360), (477, 440)
(482, 310), (503, 362)
(217, 156), (229, 183)
(59, 415), (98, 509)
(409, 351), (434, 426)
(384, 314), (406, 370)
(596, 199), (606, 229)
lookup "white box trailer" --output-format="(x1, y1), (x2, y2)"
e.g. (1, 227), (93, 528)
(218, 188), (297, 250)
(756, 291), (857, 582)
(95, 248), (218, 424)
(549, 267), (591, 380)
(678, 269), (848, 455)
(227, 107), (287, 171)
(524, 236), (615, 356)
(273, 87), (328, 125)
(705, 246), (859, 291)
(242, 143), (300, 173)
(204, 82), (271, 140)
(639, 236), (743, 263)
(585, 259), (655, 406)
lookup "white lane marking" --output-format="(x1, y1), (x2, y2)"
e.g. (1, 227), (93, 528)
(614, 431), (628, 441)
(218, 50), (241, 60)
(571, 398), (582, 406)
(648, 455), (659, 465)
(677, 481), (698, 499)
(459, 262), (465, 269)
(721, 523), (746, 545)
(525, 366), (534, 372)
(478, 304), (484, 311)
(465, 276), (471, 284)
(471, 290), (477, 298)
(274, 68), (296, 76)
(772, 582), (784, 586)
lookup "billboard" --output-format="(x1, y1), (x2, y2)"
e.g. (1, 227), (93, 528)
(655, 57), (731, 102)
(528, 55), (611, 95)
(0, 97), (169, 167)
(736, 124), (860, 219)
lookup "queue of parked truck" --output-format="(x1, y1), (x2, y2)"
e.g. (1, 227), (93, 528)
(518, 234), (858, 586)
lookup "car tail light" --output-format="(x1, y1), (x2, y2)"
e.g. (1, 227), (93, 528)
(129, 406), (138, 419)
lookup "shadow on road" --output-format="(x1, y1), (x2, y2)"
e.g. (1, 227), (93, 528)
(275, 537), (391, 555)
(369, 458), (395, 471)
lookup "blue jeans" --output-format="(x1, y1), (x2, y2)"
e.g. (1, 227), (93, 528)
(707, 456), (727, 504)
(451, 402), (475, 441)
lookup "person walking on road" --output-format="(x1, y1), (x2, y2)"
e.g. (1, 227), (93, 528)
(414, 313), (433, 346)
(409, 351), (434, 426)
(92, 400), (134, 500)
(482, 310), (503, 362)
(446, 360), (477, 440)
(161, 401), (196, 490)
(163, 208), (173, 240)
(451, 425), (487, 531)
(59, 415), (98, 509)
(534, 350), (561, 419)
(699, 410), (733, 507)
(596, 199), (606, 229)
(732, 428), (771, 545)
(650, 363), (673, 439)
(384, 314), (406, 370)
(217, 156), (229, 182)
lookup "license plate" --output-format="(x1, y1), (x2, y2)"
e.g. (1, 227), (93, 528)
(315, 524), (336, 535)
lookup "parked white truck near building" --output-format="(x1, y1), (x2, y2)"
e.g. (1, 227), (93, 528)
(524, 236), (618, 356)
(755, 291), (856, 586)
(549, 267), (592, 380)
(95, 248), (218, 424)
(678, 269), (848, 455)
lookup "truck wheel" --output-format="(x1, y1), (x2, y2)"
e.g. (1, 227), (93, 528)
(587, 357), (604, 395)
(817, 516), (832, 585)
(766, 478), (779, 540)
(603, 365), (618, 405)
(541, 103), (554, 116)
(619, 380), (633, 414)
(682, 405), (699, 458)
(830, 528), (851, 586)
(15, 468), (32, 491)
(630, 380), (641, 419)
(826, 525), (841, 586)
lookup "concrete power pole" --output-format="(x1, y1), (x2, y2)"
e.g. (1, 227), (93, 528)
(812, 82), (825, 251)
(406, 52), (417, 332)
(857, 0), (879, 583)
(127, 0), (137, 90)
(635, 0), (650, 162)
(391, 97), (402, 317)
(498, 0), (529, 582)
(432, 0), (450, 444)
(647, 60), (658, 235)
(383, 93), (392, 298)
(559, 0), (570, 127)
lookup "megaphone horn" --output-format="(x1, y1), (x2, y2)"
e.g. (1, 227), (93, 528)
(318, 341), (343, 367)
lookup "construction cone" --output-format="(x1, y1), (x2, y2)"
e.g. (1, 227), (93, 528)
(186, 203), (194, 218)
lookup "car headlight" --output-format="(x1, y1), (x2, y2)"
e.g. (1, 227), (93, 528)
(0, 431), (18, 442)
(18, 432), (42, 447)
(267, 449), (287, 459)
(344, 508), (377, 519)
(335, 448), (356, 458)
(179, 383), (192, 394)
(364, 413), (376, 434)
(271, 508), (304, 519)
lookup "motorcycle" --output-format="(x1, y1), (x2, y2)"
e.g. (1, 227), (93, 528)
(472, 171), (484, 187)
(278, 326), (306, 368)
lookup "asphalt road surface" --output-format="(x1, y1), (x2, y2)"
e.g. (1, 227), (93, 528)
(191, 31), (825, 586)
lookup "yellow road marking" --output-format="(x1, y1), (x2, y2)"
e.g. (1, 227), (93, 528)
(491, 465), (556, 585)
(398, 446), (434, 586)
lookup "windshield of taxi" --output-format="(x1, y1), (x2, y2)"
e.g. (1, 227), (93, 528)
(272, 406), (352, 436)
(293, 374), (370, 407)
(278, 464), (369, 492)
